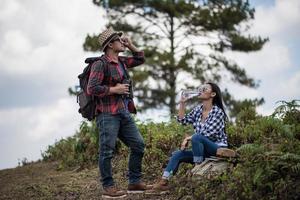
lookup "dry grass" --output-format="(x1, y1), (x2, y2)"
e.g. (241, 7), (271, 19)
(0, 160), (175, 200)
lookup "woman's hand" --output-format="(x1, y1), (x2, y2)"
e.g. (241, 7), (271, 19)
(180, 94), (188, 104)
(178, 92), (188, 119)
(180, 136), (192, 150)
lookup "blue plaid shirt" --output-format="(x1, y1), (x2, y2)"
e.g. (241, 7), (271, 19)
(177, 104), (228, 147)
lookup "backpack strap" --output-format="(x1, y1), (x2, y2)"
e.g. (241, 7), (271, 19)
(98, 56), (110, 77)
(84, 56), (109, 75)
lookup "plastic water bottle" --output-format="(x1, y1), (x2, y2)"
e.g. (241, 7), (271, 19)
(181, 89), (201, 100)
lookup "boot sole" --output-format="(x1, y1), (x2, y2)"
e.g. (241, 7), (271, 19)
(216, 148), (236, 158)
(127, 190), (145, 194)
(102, 194), (127, 199)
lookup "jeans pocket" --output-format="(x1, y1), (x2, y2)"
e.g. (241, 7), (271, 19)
(97, 113), (119, 150)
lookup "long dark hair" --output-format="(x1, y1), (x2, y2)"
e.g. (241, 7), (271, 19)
(207, 82), (228, 120)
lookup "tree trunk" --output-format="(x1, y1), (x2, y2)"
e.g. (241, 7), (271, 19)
(169, 10), (176, 115)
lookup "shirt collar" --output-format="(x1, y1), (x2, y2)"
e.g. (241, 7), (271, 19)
(104, 54), (119, 64)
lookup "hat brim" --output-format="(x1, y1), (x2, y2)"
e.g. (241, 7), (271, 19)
(101, 32), (123, 51)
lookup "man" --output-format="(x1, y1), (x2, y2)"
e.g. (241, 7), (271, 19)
(87, 28), (147, 199)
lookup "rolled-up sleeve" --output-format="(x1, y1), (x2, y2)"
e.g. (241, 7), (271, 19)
(123, 51), (145, 68)
(176, 107), (197, 125)
(87, 61), (110, 98)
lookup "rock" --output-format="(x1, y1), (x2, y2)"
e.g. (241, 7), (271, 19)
(191, 156), (229, 178)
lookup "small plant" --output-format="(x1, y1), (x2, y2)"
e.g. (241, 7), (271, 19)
(272, 100), (300, 120)
(18, 157), (30, 167)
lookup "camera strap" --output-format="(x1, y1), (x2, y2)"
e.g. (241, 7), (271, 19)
(119, 60), (134, 101)
(119, 61), (130, 80)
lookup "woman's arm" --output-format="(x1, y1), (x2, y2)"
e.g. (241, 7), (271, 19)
(121, 36), (145, 68)
(176, 94), (198, 125)
(180, 135), (192, 150)
(178, 101), (186, 119)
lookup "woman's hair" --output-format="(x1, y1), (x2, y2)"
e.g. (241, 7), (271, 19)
(207, 82), (228, 120)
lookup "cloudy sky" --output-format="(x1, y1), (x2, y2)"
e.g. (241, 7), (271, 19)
(0, 0), (299, 170)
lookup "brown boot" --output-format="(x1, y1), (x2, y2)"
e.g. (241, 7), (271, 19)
(102, 186), (127, 199)
(145, 179), (170, 195)
(216, 148), (236, 158)
(127, 182), (152, 194)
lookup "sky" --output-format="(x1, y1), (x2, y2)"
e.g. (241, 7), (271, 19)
(0, 0), (299, 170)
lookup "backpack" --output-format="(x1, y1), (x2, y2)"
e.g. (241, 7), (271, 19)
(77, 57), (106, 121)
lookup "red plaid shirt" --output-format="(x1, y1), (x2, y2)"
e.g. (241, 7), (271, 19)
(87, 51), (145, 114)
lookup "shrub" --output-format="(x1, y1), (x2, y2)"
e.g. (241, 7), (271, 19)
(41, 100), (300, 199)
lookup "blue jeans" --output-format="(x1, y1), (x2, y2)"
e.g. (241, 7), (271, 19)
(96, 110), (145, 188)
(163, 134), (219, 178)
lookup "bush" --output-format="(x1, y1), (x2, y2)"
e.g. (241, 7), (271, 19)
(41, 121), (99, 169)
(41, 100), (300, 199)
(173, 100), (300, 200)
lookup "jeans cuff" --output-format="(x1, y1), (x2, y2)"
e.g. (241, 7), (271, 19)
(162, 171), (171, 179)
(129, 177), (142, 185)
(193, 156), (203, 163)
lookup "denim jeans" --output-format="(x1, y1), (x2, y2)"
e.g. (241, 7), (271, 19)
(96, 110), (145, 188)
(163, 134), (219, 178)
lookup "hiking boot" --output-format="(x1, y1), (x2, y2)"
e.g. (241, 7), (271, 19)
(102, 186), (127, 199)
(216, 148), (236, 158)
(145, 179), (170, 195)
(127, 182), (152, 194)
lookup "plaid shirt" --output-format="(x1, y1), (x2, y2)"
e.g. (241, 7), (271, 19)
(87, 51), (145, 114)
(177, 105), (228, 146)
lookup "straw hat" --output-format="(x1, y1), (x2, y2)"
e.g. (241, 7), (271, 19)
(98, 27), (123, 51)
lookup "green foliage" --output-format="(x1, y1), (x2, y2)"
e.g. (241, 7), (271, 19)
(42, 100), (300, 199)
(173, 100), (300, 199)
(41, 118), (192, 171)
(138, 119), (192, 177)
(41, 121), (99, 169)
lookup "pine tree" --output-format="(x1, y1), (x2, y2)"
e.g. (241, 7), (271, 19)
(83, 0), (268, 115)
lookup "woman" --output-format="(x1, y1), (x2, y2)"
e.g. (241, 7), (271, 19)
(148, 82), (235, 193)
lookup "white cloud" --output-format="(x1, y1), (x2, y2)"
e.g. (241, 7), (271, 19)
(27, 98), (81, 141)
(0, 0), (106, 169)
(251, 0), (300, 38)
(0, 0), (105, 76)
(278, 71), (300, 99)
(222, 0), (300, 116)
(0, 0), (107, 106)
(226, 42), (292, 78)
(0, 0), (20, 21)
(0, 97), (81, 140)
(0, 97), (83, 169)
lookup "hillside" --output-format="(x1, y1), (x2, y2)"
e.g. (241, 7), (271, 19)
(0, 161), (101, 200)
(1, 100), (299, 200)
(0, 159), (170, 200)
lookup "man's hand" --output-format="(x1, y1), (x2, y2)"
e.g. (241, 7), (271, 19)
(121, 36), (139, 52)
(121, 36), (133, 48)
(110, 83), (130, 95)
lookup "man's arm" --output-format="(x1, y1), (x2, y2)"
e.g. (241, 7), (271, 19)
(87, 61), (130, 97)
(87, 61), (109, 97)
(121, 36), (145, 68)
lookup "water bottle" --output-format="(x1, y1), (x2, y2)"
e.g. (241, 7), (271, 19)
(181, 89), (201, 100)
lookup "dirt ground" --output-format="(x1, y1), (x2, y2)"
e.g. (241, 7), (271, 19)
(0, 161), (175, 200)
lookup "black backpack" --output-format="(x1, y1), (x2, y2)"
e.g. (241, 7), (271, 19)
(77, 57), (106, 121)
